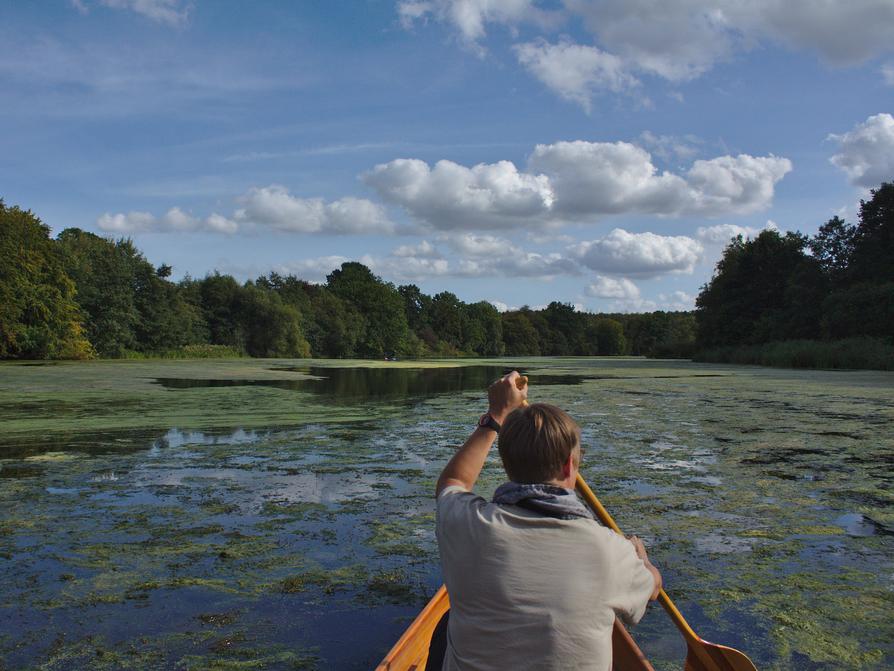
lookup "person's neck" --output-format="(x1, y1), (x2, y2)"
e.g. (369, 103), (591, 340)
(546, 474), (576, 490)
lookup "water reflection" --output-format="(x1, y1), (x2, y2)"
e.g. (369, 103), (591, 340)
(154, 365), (592, 402)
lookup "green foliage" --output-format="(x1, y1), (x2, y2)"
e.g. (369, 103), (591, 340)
(694, 338), (894, 370)
(849, 182), (894, 284)
(822, 283), (894, 339)
(591, 318), (626, 355)
(187, 274), (310, 358)
(501, 311), (540, 356)
(0, 202), (93, 359)
(326, 262), (411, 357)
(236, 283), (310, 358)
(464, 301), (504, 355)
(56, 228), (140, 356)
(696, 230), (825, 347)
(695, 182), (892, 366)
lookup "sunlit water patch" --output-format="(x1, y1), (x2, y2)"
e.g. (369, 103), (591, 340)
(0, 358), (892, 669)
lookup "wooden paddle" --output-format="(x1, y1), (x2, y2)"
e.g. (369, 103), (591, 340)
(516, 375), (758, 671)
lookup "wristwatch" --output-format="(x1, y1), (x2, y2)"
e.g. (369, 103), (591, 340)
(478, 413), (501, 433)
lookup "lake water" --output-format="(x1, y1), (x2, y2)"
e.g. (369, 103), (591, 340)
(0, 358), (892, 670)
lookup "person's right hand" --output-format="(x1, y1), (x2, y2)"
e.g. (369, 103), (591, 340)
(487, 371), (527, 424)
(628, 535), (662, 599)
(628, 535), (649, 563)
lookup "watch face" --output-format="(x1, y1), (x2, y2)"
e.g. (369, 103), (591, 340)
(478, 413), (489, 427)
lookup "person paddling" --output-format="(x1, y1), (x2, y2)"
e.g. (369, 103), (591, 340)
(434, 371), (662, 671)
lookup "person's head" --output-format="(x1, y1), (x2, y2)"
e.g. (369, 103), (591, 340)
(497, 403), (581, 486)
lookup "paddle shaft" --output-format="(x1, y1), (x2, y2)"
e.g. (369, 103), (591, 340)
(574, 473), (701, 644)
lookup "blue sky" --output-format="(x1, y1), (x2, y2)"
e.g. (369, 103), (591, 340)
(3, 0), (893, 312)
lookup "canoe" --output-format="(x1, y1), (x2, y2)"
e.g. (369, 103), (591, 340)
(375, 584), (655, 671)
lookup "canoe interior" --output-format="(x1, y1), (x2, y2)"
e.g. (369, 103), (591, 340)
(375, 585), (656, 671)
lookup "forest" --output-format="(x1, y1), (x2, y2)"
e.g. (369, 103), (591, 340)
(1, 183), (891, 367)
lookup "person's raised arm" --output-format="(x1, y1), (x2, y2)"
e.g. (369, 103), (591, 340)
(435, 371), (527, 497)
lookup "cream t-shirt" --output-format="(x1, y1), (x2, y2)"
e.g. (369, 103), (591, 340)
(436, 485), (655, 671)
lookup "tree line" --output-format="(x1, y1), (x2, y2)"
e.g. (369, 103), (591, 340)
(2, 183), (889, 365)
(695, 182), (893, 360)
(0, 199), (693, 360)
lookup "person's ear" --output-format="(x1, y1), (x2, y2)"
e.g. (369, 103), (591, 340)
(562, 452), (574, 479)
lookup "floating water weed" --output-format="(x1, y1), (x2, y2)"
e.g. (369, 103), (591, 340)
(1, 358), (891, 668)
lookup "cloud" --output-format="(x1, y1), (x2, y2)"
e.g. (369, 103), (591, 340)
(233, 185), (395, 235)
(566, 1), (735, 82)
(602, 290), (695, 314)
(514, 39), (638, 111)
(402, 1), (894, 104)
(638, 131), (702, 162)
(585, 276), (640, 300)
(829, 113), (894, 188)
(572, 228), (703, 278)
(397, 0), (558, 44)
(724, 0), (894, 67)
(365, 141), (790, 231)
(75, 0), (191, 27)
(529, 141), (791, 217)
(489, 300), (513, 312)
(275, 256), (351, 282)
(458, 252), (579, 279)
(385, 238), (578, 280)
(97, 207), (236, 234)
(96, 185), (394, 236)
(696, 222), (774, 245)
(658, 290), (696, 311)
(442, 233), (518, 256)
(883, 64), (894, 86)
(363, 158), (554, 230)
(392, 240), (442, 258)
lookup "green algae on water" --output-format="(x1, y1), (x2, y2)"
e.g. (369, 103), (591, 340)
(1, 357), (892, 669)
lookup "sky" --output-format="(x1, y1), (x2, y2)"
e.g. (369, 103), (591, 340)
(2, 0), (893, 313)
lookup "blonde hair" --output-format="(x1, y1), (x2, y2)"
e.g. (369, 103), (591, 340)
(498, 403), (580, 484)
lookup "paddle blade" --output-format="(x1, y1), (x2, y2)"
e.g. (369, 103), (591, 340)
(683, 639), (758, 671)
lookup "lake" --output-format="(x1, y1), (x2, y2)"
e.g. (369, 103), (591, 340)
(0, 358), (892, 670)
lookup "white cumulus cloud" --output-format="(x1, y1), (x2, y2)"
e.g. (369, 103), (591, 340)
(363, 158), (554, 230)
(365, 142), (790, 231)
(566, 0), (735, 82)
(514, 39), (638, 111)
(585, 275), (640, 300)
(572, 228), (703, 278)
(97, 185), (393, 236)
(97, 207), (236, 234)
(392, 240), (442, 258)
(829, 113), (894, 188)
(234, 185), (395, 235)
(529, 141), (791, 217)
(696, 222), (772, 245)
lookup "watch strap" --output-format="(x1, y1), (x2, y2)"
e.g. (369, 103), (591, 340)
(478, 413), (501, 433)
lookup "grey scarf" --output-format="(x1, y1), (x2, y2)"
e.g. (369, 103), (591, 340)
(492, 482), (594, 521)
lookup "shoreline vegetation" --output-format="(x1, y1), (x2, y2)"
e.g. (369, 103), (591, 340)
(694, 337), (894, 371)
(2, 182), (891, 370)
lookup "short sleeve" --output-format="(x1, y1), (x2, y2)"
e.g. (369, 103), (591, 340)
(603, 531), (657, 625)
(436, 485), (485, 545)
